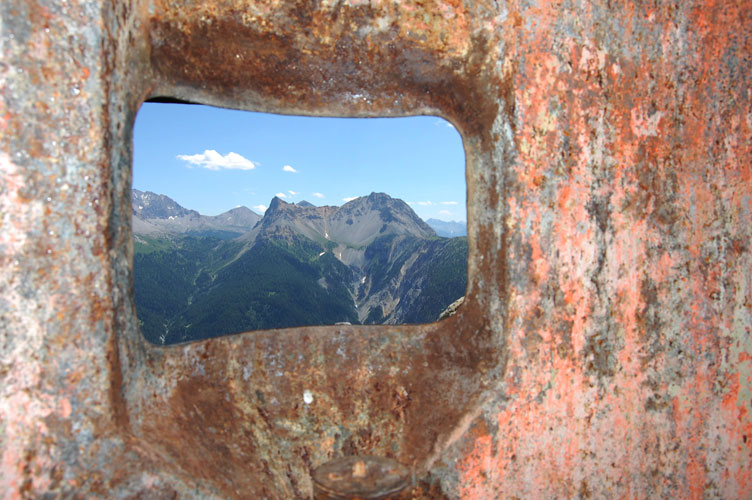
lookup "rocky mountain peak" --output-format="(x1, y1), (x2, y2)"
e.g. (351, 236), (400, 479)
(339, 192), (436, 239)
(217, 206), (263, 227)
(254, 192), (435, 248)
(266, 196), (288, 213)
(132, 189), (199, 220)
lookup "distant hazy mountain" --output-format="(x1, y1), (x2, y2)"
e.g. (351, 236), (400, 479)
(132, 192), (467, 344)
(426, 218), (467, 237)
(132, 189), (261, 240)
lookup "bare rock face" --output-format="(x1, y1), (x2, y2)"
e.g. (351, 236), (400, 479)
(438, 296), (464, 321)
(254, 192), (436, 248)
(1, 0), (750, 499)
(132, 189), (200, 219)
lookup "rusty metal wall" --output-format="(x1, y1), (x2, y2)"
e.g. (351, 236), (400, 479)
(1, 0), (750, 498)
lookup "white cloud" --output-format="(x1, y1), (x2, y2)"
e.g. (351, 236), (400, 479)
(282, 165), (298, 173)
(253, 204), (267, 213)
(288, 190), (298, 195)
(275, 192), (287, 198)
(439, 210), (452, 216)
(312, 192), (325, 199)
(409, 201), (458, 207)
(176, 150), (257, 170)
(343, 196), (358, 202)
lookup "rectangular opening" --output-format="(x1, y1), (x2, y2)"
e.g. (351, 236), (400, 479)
(133, 102), (467, 344)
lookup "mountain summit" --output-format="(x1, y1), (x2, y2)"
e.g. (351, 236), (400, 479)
(132, 189), (199, 219)
(247, 193), (436, 265)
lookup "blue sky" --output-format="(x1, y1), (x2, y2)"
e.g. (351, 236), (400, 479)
(133, 103), (467, 222)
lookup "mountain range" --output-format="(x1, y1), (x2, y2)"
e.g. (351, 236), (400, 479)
(425, 218), (467, 237)
(132, 190), (467, 345)
(132, 189), (262, 239)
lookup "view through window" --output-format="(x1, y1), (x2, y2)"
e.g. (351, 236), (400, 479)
(133, 103), (467, 344)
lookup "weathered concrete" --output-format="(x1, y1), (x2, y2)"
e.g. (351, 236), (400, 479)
(1, 0), (750, 498)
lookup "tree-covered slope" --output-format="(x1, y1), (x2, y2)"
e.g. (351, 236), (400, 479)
(134, 236), (240, 344)
(135, 236), (359, 344)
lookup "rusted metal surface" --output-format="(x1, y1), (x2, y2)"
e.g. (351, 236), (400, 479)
(1, 0), (750, 499)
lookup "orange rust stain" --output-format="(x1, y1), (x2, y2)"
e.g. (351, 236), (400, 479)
(452, 0), (752, 496)
(457, 433), (495, 500)
(59, 398), (71, 419)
